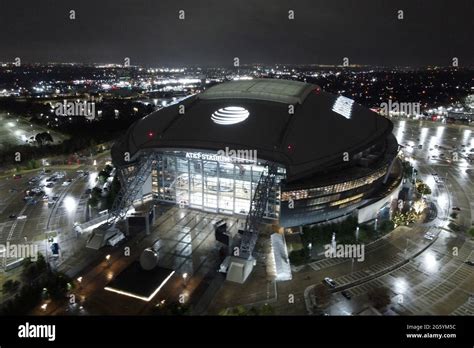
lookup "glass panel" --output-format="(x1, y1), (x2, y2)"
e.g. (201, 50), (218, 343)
(203, 160), (218, 212)
(175, 157), (189, 206)
(218, 162), (234, 213)
(189, 159), (203, 208)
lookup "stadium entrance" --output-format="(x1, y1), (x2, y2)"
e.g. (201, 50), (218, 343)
(152, 150), (282, 219)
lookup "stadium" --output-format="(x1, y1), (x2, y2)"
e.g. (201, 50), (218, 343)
(110, 78), (402, 235)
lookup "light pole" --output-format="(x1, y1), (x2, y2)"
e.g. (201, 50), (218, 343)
(182, 272), (188, 287)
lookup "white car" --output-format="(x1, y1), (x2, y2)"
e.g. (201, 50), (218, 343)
(323, 277), (337, 288)
(17, 215), (27, 220)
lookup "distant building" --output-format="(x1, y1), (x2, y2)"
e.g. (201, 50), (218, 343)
(447, 111), (473, 123)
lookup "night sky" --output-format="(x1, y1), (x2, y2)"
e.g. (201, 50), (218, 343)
(0, 0), (472, 67)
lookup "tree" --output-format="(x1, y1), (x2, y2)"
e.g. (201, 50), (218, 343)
(21, 254), (47, 284)
(469, 227), (474, 238)
(98, 165), (113, 183)
(45, 272), (71, 300)
(258, 303), (275, 315)
(415, 181), (431, 195)
(152, 301), (190, 315)
(35, 132), (54, 146)
(379, 220), (395, 234)
(367, 287), (391, 310)
(219, 304), (274, 316)
(402, 161), (415, 178)
(289, 248), (310, 266)
(26, 159), (39, 170)
(2, 279), (20, 294)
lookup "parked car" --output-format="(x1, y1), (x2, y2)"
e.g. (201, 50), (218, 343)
(424, 233), (434, 240)
(341, 291), (352, 300)
(323, 277), (337, 288)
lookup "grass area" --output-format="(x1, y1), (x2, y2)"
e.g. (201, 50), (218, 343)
(288, 216), (395, 265)
(467, 227), (474, 239)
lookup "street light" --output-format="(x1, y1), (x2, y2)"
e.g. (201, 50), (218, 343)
(105, 254), (111, 267)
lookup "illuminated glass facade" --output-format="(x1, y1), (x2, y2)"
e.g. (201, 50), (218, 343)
(148, 150), (397, 227)
(281, 166), (388, 202)
(152, 150), (282, 219)
(279, 165), (391, 226)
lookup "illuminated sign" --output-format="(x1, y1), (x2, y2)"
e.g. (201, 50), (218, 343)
(332, 96), (354, 119)
(211, 106), (249, 125)
(185, 148), (257, 164)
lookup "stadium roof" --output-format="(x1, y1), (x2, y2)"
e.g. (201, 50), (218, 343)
(198, 79), (315, 105)
(112, 79), (394, 182)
